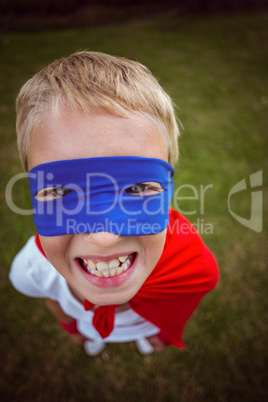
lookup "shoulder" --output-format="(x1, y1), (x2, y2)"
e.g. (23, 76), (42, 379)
(9, 236), (63, 298)
(166, 208), (204, 252)
(163, 209), (219, 290)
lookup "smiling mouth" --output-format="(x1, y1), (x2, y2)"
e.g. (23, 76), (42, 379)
(77, 253), (136, 278)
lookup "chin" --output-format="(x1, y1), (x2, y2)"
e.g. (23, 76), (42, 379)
(84, 285), (139, 306)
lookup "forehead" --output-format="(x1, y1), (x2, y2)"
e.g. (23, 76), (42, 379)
(27, 110), (168, 170)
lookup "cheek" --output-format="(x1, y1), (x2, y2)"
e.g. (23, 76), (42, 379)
(39, 235), (72, 263)
(142, 231), (166, 271)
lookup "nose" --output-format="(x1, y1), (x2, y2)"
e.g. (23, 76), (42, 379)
(82, 231), (123, 248)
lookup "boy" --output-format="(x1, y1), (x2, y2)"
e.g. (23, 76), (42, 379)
(9, 51), (219, 356)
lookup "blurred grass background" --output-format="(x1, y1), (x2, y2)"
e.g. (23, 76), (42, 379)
(0, 2), (267, 401)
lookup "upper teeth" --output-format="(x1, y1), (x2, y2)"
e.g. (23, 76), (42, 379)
(82, 255), (132, 278)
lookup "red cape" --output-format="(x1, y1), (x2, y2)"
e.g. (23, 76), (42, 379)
(36, 209), (219, 348)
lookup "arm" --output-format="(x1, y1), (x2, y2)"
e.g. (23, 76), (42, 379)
(45, 298), (90, 345)
(45, 298), (74, 322)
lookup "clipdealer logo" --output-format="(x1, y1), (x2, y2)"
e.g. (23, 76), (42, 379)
(228, 170), (263, 233)
(5, 169), (264, 234)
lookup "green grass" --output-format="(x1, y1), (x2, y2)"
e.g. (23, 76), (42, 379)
(0, 10), (267, 402)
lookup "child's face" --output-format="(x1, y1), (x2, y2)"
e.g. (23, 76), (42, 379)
(28, 109), (169, 306)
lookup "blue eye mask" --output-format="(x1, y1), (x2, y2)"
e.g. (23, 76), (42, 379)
(27, 156), (174, 236)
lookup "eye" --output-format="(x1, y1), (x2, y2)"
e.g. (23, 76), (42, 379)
(35, 186), (71, 201)
(125, 181), (164, 196)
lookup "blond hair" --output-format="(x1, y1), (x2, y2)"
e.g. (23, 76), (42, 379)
(16, 51), (180, 170)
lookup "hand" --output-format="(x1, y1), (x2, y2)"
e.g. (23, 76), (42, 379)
(146, 334), (167, 352)
(69, 333), (92, 345)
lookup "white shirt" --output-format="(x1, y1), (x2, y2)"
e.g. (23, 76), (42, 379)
(9, 236), (159, 342)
